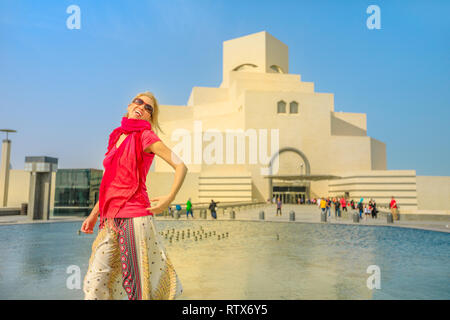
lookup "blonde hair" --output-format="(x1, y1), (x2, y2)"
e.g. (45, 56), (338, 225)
(124, 91), (163, 134)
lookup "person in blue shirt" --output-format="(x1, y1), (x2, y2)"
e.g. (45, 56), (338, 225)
(276, 198), (282, 216)
(357, 198), (364, 218)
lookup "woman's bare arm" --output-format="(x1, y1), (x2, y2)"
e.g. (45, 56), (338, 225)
(81, 200), (100, 233)
(145, 141), (187, 213)
(89, 201), (100, 218)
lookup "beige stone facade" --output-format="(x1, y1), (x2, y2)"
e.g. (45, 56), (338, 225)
(145, 31), (449, 212)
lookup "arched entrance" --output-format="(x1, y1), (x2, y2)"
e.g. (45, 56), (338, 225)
(267, 147), (311, 204)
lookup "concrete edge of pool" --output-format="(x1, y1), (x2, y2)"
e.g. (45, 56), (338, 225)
(1, 212), (449, 234)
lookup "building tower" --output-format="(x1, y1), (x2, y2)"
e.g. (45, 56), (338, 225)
(0, 129), (16, 207)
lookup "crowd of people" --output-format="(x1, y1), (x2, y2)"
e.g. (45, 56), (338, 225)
(167, 198), (220, 220)
(169, 195), (395, 221)
(268, 196), (384, 220)
(316, 197), (379, 220)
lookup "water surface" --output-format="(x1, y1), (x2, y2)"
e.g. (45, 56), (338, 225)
(0, 220), (448, 299)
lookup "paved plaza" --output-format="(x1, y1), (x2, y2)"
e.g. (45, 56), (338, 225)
(1, 204), (449, 233)
(160, 204), (450, 233)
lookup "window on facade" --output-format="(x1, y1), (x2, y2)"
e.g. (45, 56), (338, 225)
(270, 65), (285, 73)
(233, 63), (258, 72)
(289, 101), (298, 113)
(277, 100), (286, 113)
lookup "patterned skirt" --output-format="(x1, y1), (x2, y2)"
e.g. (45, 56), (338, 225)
(83, 214), (183, 300)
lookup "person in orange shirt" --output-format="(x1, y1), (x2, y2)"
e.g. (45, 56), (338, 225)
(320, 197), (327, 216)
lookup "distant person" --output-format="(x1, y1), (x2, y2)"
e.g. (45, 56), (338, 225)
(320, 198), (327, 216)
(357, 198), (364, 218)
(364, 204), (370, 220)
(186, 198), (193, 219)
(340, 197), (347, 212)
(272, 196), (276, 204)
(368, 201), (376, 220)
(175, 204), (182, 215)
(334, 199), (341, 219)
(168, 206), (173, 218)
(276, 198), (282, 216)
(371, 199), (378, 219)
(350, 199), (355, 210)
(209, 199), (219, 219)
(326, 197), (332, 217)
(390, 196), (399, 220)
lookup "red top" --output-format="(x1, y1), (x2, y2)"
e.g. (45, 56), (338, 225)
(390, 199), (397, 209)
(102, 129), (161, 218)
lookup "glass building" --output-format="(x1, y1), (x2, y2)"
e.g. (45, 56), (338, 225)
(53, 169), (103, 217)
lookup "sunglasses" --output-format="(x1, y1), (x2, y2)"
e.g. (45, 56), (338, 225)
(132, 98), (153, 115)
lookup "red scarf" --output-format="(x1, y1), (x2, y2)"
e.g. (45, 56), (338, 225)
(98, 117), (152, 229)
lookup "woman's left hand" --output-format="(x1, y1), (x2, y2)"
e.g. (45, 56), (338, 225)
(147, 195), (174, 214)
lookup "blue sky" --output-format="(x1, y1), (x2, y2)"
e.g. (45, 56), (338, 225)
(0, 0), (449, 175)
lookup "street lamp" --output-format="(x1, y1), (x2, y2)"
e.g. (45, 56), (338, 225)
(0, 129), (17, 140)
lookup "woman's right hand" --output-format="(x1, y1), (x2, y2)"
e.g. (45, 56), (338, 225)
(81, 215), (98, 234)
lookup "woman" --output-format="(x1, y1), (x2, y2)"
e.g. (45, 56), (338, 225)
(81, 92), (187, 300)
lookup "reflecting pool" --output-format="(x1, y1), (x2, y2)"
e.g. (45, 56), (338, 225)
(0, 220), (448, 299)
